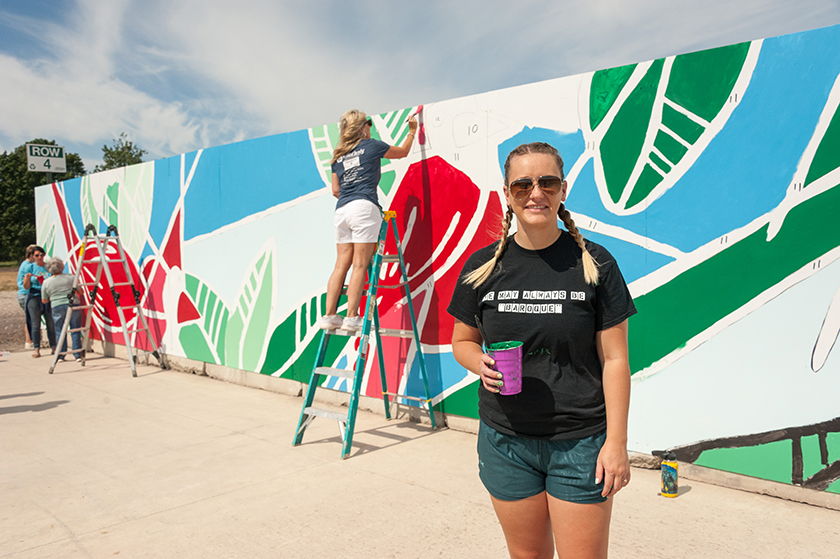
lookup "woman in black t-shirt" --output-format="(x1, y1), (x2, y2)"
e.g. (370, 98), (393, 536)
(448, 142), (636, 558)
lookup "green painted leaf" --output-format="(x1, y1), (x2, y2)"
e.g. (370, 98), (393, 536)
(179, 323), (217, 364)
(804, 97), (840, 187)
(80, 175), (99, 231)
(629, 181), (839, 374)
(183, 274), (230, 364)
(103, 181), (120, 230)
(373, 107), (414, 195)
(307, 107), (416, 196)
(590, 63), (637, 130)
(589, 42), (754, 213)
(260, 292), (348, 382)
(224, 248), (274, 372)
(308, 122), (340, 187)
(118, 162), (155, 258)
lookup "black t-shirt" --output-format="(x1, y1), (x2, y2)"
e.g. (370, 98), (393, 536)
(446, 233), (637, 440)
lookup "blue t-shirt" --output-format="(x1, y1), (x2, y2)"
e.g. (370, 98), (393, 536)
(331, 138), (390, 209)
(18, 262), (49, 294)
(16, 261), (30, 297)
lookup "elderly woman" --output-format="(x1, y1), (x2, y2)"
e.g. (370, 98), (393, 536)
(41, 257), (83, 361)
(21, 246), (55, 358)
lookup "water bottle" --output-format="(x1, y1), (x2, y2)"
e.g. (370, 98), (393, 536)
(659, 451), (679, 498)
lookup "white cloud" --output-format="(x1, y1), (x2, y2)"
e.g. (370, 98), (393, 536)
(0, 0), (838, 171)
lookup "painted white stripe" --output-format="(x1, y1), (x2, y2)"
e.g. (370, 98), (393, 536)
(570, 211), (686, 259)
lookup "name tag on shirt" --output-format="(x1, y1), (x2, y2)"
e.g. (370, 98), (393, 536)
(343, 156), (360, 171)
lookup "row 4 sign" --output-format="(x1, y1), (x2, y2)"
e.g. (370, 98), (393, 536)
(26, 143), (66, 173)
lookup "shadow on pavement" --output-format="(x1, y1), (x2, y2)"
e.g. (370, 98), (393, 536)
(0, 400), (70, 415)
(0, 391), (45, 400)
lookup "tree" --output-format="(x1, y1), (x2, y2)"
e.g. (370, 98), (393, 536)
(0, 139), (86, 261)
(93, 132), (147, 172)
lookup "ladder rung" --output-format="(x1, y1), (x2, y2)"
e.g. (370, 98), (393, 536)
(377, 328), (415, 339)
(55, 349), (82, 356)
(382, 392), (431, 403)
(112, 281), (133, 287)
(381, 255), (400, 263)
(377, 282), (408, 290)
(303, 407), (347, 423)
(314, 367), (355, 379)
(70, 305), (93, 311)
(106, 259), (126, 264)
(67, 327), (89, 333)
(80, 282), (98, 287)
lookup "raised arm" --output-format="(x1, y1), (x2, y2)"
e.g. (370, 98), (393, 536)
(383, 116), (418, 159)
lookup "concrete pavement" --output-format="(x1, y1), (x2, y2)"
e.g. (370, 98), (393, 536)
(1, 351), (838, 558)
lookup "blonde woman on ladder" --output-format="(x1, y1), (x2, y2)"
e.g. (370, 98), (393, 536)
(318, 109), (417, 331)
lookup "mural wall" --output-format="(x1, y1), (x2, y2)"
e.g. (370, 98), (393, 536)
(36, 24), (840, 493)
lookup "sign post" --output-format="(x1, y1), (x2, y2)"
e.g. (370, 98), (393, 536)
(26, 143), (66, 174)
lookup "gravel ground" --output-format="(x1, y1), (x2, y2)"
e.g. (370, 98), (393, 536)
(1, 290), (29, 352)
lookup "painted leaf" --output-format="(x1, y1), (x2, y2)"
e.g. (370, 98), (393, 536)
(80, 175), (99, 231)
(307, 106), (418, 195)
(260, 292), (349, 383)
(803, 93), (840, 188)
(308, 122), (340, 187)
(118, 162), (155, 259)
(372, 107), (415, 195)
(179, 273), (230, 364)
(224, 247), (274, 372)
(103, 181), (120, 231)
(588, 41), (758, 214)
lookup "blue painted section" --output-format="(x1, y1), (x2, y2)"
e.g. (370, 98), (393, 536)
(149, 155), (183, 248)
(567, 28), (840, 252)
(497, 127), (585, 179)
(183, 130), (323, 240)
(60, 177), (84, 235)
(582, 229), (675, 284)
(405, 351), (469, 404)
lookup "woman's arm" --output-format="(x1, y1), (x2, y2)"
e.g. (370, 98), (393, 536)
(383, 117), (418, 159)
(451, 319), (502, 394)
(331, 173), (340, 198)
(595, 319), (631, 497)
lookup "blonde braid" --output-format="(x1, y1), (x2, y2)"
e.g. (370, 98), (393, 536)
(558, 203), (599, 285)
(464, 206), (514, 287)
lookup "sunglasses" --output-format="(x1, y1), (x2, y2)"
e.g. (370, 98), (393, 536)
(365, 118), (373, 126)
(33, 252), (45, 257)
(507, 175), (565, 199)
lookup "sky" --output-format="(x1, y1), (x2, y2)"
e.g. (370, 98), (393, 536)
(1, 0), (839, 171)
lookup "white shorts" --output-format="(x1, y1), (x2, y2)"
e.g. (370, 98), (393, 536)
(334, 199), (382, 243)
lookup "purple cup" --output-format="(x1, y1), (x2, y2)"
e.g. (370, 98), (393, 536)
(488, 341), (523, 395)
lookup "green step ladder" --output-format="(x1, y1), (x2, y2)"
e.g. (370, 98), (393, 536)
(293, 211), (439, 458)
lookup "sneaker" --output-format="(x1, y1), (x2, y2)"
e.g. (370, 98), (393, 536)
(341, 316), (364, 332)
(317, 315), (344, 330)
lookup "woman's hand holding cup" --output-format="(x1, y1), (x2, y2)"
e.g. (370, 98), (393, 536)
(478, 353), (503, 394)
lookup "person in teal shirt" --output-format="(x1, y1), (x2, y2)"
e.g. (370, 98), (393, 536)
(20, 246), (56, 357)
(16, 244), (37, 348)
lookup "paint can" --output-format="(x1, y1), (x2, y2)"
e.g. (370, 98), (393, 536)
(660, 451), (679, 498)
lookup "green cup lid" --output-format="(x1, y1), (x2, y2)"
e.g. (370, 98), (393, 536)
(488, 341), (523, 350)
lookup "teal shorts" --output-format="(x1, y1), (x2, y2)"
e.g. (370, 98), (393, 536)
(477, 421), (607, 503)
